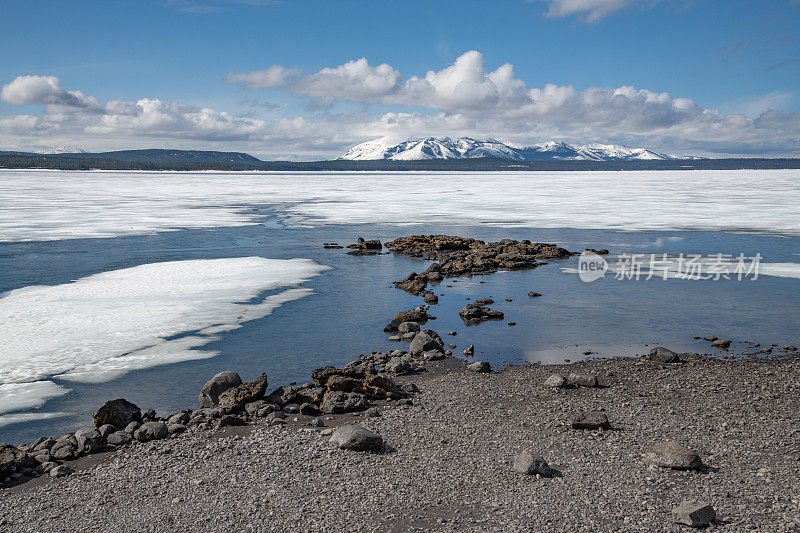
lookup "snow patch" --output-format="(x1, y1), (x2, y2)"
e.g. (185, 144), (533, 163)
(0, 257), (330, 424)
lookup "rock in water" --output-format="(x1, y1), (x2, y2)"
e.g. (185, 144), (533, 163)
(330, 425), (383, 452)
(217, 373), (269, 411)
(712, 339), (732, 349)
(528, 291), (542, 297)
(644, 441), (702, 470)
(423, 292), (439, 305)
(672, 501), (716, 527)
(133, 422), (169, 443)
(649, 347), (682, 363)
(543, 374), (567, 388)
(571, 411), (611, 430)
(93, 398), (141, 429)
(198, 371), (243, 408)
(397, 322), (420, 335)
(467, 361), (491, 373)
(513, 450), (553, 477)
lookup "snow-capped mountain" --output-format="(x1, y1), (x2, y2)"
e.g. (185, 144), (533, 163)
(36, 146), (88, 154)
(340, 137), (671, 161)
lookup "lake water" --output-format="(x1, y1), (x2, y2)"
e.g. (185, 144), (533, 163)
(1, 169), (798, 444)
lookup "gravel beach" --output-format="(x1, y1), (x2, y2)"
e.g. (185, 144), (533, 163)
(2, 351), (799, 532)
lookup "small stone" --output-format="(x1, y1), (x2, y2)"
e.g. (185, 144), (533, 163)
(320, 428), (333, 436)
(308, 419), (324, 427)
(467, 361), (491, 373)
(712, 339), (731, 349)
(571, 411), (611, 430)
(507, 322), (516, 326)
(645, 441), (702, 470)
(365, 407), (382, 417)
(463, 345), (475, 357)
(703, 335), (718, 342)
(330, 425), (384, 452)
(513, 450), (553, 477)
(388, 335), (401, 341)
(527, 291), (542, 298)
(49, 465), (74, 478)
(568, 373), (598, 388)
(447, 331), (457, 336)
(543, 374), (567, 388)
(672, 501), (716, 527)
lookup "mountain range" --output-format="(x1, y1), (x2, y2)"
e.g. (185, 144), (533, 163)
(340, 137), (672, 161)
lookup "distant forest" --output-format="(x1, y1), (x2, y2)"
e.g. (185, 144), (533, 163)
(1, 149), (799, 172)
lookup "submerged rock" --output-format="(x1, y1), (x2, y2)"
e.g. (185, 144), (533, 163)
(459, 303), (504, 325)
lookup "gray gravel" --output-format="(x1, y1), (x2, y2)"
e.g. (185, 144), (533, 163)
(2, 353), (800, 532)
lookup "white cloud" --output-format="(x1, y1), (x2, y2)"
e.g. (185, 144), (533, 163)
(533, 0), (639, 22)
(2, 58), (800, 159)
(224, 65), (299, 88)
(227, 58), (400, 101)
(1, 75), (99, 110)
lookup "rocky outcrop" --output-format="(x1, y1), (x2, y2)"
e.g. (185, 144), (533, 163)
(386, 235), (573, 277)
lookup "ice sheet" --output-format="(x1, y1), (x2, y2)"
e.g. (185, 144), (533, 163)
(1, 169), (799, 242)
(0, 257), (329, 423)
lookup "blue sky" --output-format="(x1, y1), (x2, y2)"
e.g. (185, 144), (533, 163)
(1, 0), (798, 159)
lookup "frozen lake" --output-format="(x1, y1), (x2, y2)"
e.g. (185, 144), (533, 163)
(1, 169), (798, 443)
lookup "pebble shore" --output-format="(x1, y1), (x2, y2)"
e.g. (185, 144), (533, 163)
(2, 352), (799, 531)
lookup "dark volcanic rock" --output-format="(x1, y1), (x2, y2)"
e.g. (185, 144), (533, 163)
(217, 373), (269, 412)
(199, 371), (243, 408)
(393, 272), (429, 295)
(347, 237), (382, 251)
(386, 235), (573, 277)
(423, 292), (439, 305)
(93, 399), (142, 429)
(467, 361), (491, 373)
(459, 302), (504, 325)
(133, 422), (168, 443)
(528, 291), (542, 297)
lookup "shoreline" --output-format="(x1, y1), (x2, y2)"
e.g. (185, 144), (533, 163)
(2, 351), (799, 530)
(2, 234), (799, 530)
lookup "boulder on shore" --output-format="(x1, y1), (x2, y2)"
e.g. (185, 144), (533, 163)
(133, 421), (169, 443)
(571, 411), (611, 430)
(198, 371), (243, 408)
(93, 398), (141, 429)
(217, 373), (269, 412)
(672, 501), (716, 527)
(644, 441), (702, 470)
(330, 425), (384, 452)
(1, 444), (38, 477)
(649, 347), (682, 363)
(513, 450), (553, 477)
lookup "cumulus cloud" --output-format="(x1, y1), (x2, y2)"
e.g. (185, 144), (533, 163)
(2, 58), (800, 158)
(227, 58), (400, 101)
(1, 75), (99, 109)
